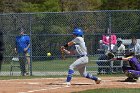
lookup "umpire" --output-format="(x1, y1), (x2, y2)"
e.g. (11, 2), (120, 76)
(0, 30), (4, 72)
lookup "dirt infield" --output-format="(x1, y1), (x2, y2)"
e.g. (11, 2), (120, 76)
(0, 76), (140, 93)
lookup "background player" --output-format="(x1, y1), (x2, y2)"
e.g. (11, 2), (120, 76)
(15, 28), (30, 76)
(61, 28), (101, 86)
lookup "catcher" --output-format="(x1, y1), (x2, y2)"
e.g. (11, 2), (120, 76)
(61, 28), (101, 86)
(112, 51), (140, 82)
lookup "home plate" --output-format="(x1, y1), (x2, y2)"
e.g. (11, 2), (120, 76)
(28, 82), (40, 85)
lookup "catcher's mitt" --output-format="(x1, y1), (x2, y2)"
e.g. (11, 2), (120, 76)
(107, 52), (115, 59)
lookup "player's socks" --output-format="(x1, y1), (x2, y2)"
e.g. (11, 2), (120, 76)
(85, 73), (98, 81)
(66, 69), (74, 82)
(66, 75), (72, 82)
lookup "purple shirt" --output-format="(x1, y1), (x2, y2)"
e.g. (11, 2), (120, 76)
(129, 57), (140, 71)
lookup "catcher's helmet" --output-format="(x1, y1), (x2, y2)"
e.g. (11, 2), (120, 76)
(125, 51), (135, 57)
(72, 28), (83, 36)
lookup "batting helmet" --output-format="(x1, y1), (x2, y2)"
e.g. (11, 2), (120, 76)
(72, 28), (83, 36)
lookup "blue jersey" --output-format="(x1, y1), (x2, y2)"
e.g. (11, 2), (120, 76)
(16, 34), (30, 53)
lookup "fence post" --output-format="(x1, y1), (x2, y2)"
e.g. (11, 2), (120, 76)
(29, 13), (33, 76)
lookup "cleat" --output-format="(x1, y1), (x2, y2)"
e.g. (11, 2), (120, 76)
(62, 82), (71, 86)
(124, 77), (136, 82)
(66, 82), (71, 86)
(95, 78), (101, 84)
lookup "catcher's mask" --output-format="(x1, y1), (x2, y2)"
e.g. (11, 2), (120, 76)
(125, 51), (135, 57)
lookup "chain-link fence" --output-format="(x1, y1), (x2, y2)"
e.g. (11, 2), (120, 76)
(1, 10), (140, 76)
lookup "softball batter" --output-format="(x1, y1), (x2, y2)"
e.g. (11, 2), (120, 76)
(61, 28), (101, 86)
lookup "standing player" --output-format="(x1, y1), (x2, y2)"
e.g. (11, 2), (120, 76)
(15, 28), (30, 76)
(61, 28), (101, 86)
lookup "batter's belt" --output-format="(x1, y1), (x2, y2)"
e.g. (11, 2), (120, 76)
(77, 55), (87, 58)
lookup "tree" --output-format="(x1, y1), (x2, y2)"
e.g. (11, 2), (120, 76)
(61, 0), (102, 11)
(100, 0), (140, 10)
(0, 0), (22, 13)
(20, 0), (61, 12)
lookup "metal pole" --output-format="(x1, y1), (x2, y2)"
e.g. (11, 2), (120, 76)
(60, 0), (64, 12)
(108, 12), (113, 73)
(109, 12), (112, 51)
(29, 14), (32, 76)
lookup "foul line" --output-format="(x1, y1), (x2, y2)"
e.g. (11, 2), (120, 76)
(19, 86), (68, 93)
(0, 78), (65, 82)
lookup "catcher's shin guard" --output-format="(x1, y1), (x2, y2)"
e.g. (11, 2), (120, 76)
(66, 69), (74, 82)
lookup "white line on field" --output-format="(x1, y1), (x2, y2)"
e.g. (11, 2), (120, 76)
(27, 82), (40, 85)
(18, 86), (68, 93)
(0, 78), (65, 81)
(124, 82), (137, 84)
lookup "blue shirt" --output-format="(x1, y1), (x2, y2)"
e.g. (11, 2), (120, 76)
(16, 34), (30, 53)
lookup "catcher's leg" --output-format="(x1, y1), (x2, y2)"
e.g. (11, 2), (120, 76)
(127, 70), (140, 78)
(124, 70), (140, 82)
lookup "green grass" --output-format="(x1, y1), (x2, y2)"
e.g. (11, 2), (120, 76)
(0, 74), (126, 80)
(74, 88), (140, 93)
(0, 76), (67, 80)
(2, 56), (98, 71)
(0, 76), (43, 80)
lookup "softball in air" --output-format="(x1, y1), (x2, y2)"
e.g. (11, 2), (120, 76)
(47, 52), (51, 56)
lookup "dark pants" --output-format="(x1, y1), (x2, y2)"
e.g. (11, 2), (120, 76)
(19, 53), (26, 76)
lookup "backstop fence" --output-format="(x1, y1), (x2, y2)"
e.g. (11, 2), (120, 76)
(0, 10), (140, 76)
